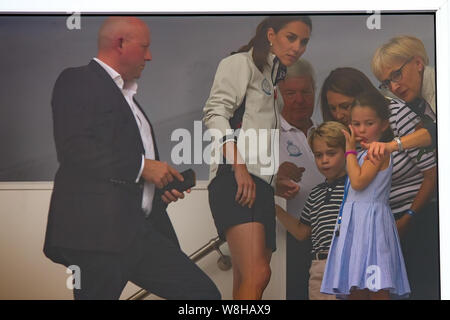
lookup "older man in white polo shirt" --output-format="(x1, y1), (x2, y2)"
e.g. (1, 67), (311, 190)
(277, 59), (324, 300)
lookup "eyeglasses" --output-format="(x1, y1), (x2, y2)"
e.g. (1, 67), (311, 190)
(378, 57), (414, 90)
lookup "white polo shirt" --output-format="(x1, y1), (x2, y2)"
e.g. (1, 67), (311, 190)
(279, 116), (324, 219)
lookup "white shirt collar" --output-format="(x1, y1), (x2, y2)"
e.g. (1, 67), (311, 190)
(280, 116), (296, 132)
(280, 115), (317, 136)
(93, 57), (138, 94)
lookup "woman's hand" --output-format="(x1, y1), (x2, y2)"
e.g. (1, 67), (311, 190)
(361, 141), (395, 165)
(234, 164), (256, 208)
(396, 214), (413, 238)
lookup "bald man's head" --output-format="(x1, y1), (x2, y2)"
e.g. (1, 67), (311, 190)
(98, 17), (147, 51)
(97, 17), (151, 81)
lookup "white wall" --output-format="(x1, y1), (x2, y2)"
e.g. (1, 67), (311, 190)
(0, 181), (286, 300)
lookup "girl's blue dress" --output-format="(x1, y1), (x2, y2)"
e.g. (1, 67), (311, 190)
(321, 151), (410, 298)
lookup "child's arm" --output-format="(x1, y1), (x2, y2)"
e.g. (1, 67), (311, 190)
(342, 126), (390, 191)
(275, 204), (311, 241)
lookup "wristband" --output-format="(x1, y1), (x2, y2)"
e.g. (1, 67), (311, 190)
(345, 150), (357, 157)
(405, 209), (416, 217)
(394, 137), (404, 152)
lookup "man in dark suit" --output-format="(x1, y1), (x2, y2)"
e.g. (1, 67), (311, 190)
(43, 17), (220, 300)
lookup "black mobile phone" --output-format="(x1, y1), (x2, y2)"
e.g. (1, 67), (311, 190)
(162, 169), (196, 193)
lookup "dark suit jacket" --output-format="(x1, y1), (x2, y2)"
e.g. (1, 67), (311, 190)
(44, 60), (178, 264)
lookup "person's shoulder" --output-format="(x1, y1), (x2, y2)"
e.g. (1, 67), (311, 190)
(386, 97), (405, 110)
(386, 97), (418, 118)
(215, 50), (255, 80)
(56, 63), (91, 83)
(220, 50), (253, 66)
(53, 63), (94, 97)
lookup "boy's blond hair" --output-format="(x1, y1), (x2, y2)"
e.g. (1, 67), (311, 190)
(308, 121), (348, 152)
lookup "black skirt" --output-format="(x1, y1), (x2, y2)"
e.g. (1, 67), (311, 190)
(207, 166), (276, 252)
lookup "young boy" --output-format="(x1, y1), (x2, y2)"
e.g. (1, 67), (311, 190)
(276, 121), (348, 300)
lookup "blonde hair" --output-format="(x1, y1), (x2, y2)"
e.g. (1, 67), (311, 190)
(308, 121), (348, 152)
(371, 35), (429, 80)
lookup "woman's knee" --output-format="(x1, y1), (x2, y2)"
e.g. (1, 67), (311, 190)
(259, 264), (272, 287)
(246, 262), (271, 289)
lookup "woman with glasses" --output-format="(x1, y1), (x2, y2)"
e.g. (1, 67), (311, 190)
(203, 16), (312, 299)
(367, 36), (439, 300)
(364, 36), (436, 161)
(319, 67), (438, 299)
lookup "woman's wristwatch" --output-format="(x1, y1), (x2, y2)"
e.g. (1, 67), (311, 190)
(394, 137), (404, 152)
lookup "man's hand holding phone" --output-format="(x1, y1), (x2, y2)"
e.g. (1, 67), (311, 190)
(141, 160), (196, 204)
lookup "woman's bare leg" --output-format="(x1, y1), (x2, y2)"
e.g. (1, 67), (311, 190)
(232, 263), (241, 299)
(226, 222), (272, 300)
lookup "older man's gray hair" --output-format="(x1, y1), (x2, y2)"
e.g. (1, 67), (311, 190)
(285, 58), (316, 90)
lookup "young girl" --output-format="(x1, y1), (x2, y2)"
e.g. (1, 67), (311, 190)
(320, 91), (410, 300)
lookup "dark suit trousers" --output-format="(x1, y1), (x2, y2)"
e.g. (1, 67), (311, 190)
(59, 217), (221, 300)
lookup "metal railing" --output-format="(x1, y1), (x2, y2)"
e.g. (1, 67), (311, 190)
(126, 236), (231, 300)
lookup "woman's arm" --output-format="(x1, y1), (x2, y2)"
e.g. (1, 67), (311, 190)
(275, 204), (311, 241)
(203, 54), (256, 208)
(410, 166), (437, 213)
(203, 54), (251, 140)
(222, 141), (256, 208)
(362, 128), (432, 162)
(396, 166), (437, 237)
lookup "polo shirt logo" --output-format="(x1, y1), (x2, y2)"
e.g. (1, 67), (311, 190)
(261, 79), (272, 96)
(286, 140), (302, 157)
